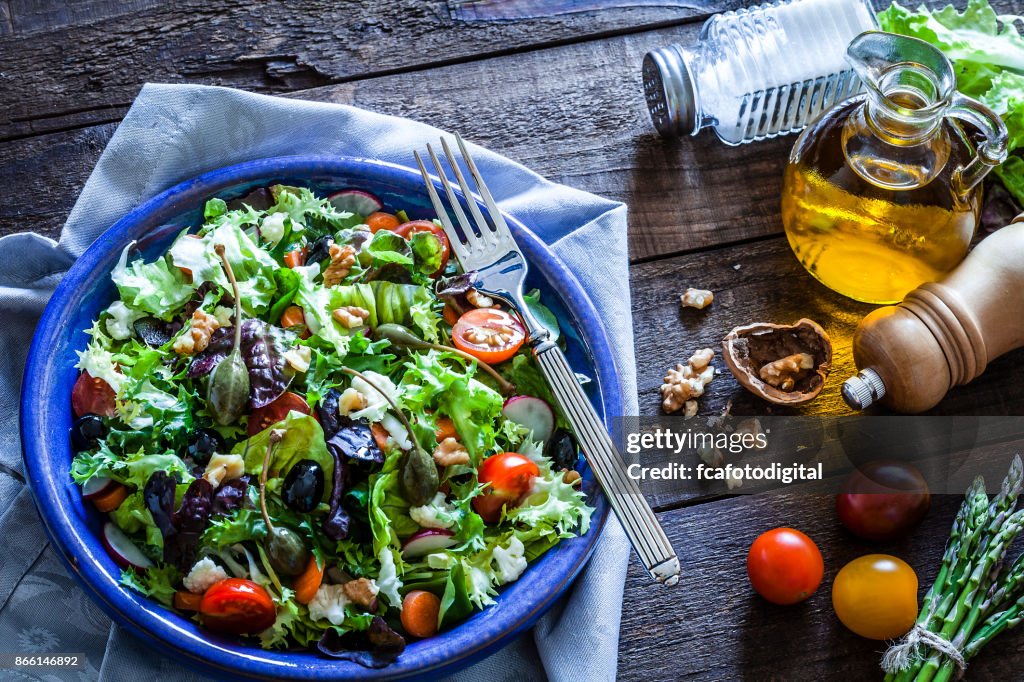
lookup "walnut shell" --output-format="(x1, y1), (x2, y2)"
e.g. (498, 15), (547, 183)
(721, 318), (832, 406)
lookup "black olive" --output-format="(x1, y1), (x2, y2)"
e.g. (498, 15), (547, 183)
(545, 429), (579, 471)
(187, 428), (225, 466)
(70, 414), (107, 452)
(306, 235), (335, 267)
(133, 317), (175, 347)
(283, 459), (325, 513)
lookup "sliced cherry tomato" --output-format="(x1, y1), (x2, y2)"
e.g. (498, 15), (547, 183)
(72, 372), (116, 418)
(442, 304), (460, 327)
(174, 590), (204, 612)
(247, 391), (310, 436)
(747, 528), (824, 605)
(199, 578), (276, 634)
(283, 247), (309, 268)
(473, 452), (539, 523)
(366, 212), (401, 233)
(393, 220), (451, 275)
(832, 554), (918, 640)
(452, 309), (526, 365)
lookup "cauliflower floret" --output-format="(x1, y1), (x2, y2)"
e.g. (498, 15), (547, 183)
(308, 583), (351, 625)
(105, 301), (145, 340)
(183, 557), (228, 594)
(346, 371), (402, 423)
(491, 536), (528, 584)
(260, 212), (288, 245)
(409, 493), (457, 530)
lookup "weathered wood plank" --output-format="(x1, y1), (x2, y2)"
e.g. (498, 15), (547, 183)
(617, 492), (1024, 680)
(0, 0), (743, 139)
(0, 21), (792, 259)
(629, 236), (1024, 417)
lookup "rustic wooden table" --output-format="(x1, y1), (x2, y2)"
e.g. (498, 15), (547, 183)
(3, 0), (1024, 679)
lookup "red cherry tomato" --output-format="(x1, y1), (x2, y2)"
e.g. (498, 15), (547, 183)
(72, 371), (116, 418)
(747, 528), (824, 605)
(393, 220), (450, 275)
(836, 461), (930, 542)
(199, 578), (276, 634)
(247, 391), (310, 436)
(473, 452), (539, 522)
(452, 309), (526, 365)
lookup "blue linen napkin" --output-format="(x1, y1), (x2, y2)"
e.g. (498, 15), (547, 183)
(0, 83), (635, 682)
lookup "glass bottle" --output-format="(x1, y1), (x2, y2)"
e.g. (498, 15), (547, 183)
(781, 31), (1008, 304)
(642, 0), (877, 144)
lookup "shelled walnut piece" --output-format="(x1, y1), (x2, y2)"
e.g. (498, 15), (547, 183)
(759, 353), (815, 391)
(173, 309), (220, 355)
(660, 347), (716, 414)
(680, 288), (714, 310)
(721, 318), (832, 406)
(323, 244), (356, 286)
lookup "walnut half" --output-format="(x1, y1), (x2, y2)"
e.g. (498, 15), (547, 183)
(759, 353), (815, 392)
(680, 288), (714, 310)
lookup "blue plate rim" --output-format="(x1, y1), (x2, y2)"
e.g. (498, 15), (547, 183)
(20, 155), (623, 680)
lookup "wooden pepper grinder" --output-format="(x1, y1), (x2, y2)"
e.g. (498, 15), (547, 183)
(843, 215), (1024, 413)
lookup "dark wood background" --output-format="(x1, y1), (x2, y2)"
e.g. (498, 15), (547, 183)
(3, 0), (1024, 679)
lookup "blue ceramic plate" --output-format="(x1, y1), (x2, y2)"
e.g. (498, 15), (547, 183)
(20, 156), (619, 680)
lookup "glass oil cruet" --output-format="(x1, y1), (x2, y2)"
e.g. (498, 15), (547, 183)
(781, 31), (1008, 304)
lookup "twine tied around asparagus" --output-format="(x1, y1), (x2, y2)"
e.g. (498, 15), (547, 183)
(881, 623), (967, 679)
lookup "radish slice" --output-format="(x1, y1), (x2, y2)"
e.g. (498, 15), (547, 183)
(102, 522), (153, 571)
(328, 189), (383, 216)
(401, 529), (456, 559)
(82, 475), (116, 501)
(502, 395), (555, 443)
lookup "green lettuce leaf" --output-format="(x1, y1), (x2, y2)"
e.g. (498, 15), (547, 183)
(111, 244), (194, 320)
(120, 565), (180, 607)
(232, 412), (334, 502)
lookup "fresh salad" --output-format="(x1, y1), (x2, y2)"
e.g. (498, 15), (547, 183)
(69, 184), (592, 667)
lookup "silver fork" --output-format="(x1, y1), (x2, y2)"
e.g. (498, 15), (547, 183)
(415, 134), (680, 586)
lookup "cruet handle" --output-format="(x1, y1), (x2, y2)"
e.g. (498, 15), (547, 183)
(948, 92), (1009, 197)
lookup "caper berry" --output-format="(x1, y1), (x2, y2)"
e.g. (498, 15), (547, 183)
(266, 526), (309, 576)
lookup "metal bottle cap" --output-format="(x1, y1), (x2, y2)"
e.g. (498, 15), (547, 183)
(642, 44), (698, 139)
(842, 368), (887, 410)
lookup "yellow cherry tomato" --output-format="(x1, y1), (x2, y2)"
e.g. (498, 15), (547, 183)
(832, 554), (918, 640)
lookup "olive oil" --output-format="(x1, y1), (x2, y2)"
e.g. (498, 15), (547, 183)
(782, 98), (979, 304)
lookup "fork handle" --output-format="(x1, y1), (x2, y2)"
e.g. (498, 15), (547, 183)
(532, 339), (681, 586)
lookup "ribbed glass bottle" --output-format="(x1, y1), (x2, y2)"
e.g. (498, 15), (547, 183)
(643, 0), (878, 145)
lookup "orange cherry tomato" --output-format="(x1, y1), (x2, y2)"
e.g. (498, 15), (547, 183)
(366, 212), (401, 233)
(747, 528), (824, 605)
(393, 220), (451, 275)
(452, 308), (526, 365)
(832, 554), (918, 640)
(473, 452), (539, 523)
(283, 248), (309, 268)
(199, 578), (276, 634)
(293, 555), (325, 605)
(247, 391), (310, 436)
(72, 371), (116, 418)
(401, 590), (441, 638)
